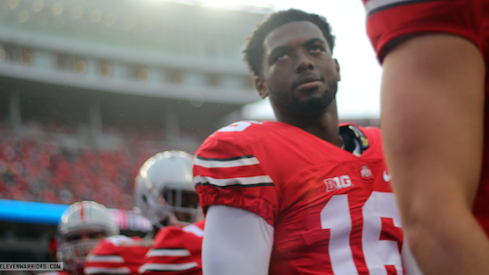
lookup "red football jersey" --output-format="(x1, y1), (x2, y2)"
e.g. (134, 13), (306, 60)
(194, 121), (404, 275)
(140, 220), (205, 275)
(364, 0), (489, 63)
(84, 235), (151, 275)
(364, 0), (489, 237)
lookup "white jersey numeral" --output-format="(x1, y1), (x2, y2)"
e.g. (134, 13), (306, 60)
(320, 192), (403, 274)
(320, 195), (358, 274)
(218, 121), (261, 132)
(365, 0), (417, 14)
(363, 192), (403, 274)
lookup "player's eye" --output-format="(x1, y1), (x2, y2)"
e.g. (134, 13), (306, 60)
(310, 45), (325, 53)
(67, 235), (81, 242)
(88, 232), (105, 239)
(274, 52), (289, 62)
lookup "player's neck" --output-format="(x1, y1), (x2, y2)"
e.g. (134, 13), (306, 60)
(275, 103), (342, 148)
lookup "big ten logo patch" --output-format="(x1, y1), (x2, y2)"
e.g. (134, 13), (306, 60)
(324, 175), (352, 192)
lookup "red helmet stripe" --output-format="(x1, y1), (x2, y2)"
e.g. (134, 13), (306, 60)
(80, 203), (85, 221)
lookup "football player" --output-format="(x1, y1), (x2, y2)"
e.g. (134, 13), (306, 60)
(135, 151), (204, 275)
(362, 0), (489, 274)
(84, 151), (204, 275)
(194, 9), (407, 275)
(48, 201), (119, 275)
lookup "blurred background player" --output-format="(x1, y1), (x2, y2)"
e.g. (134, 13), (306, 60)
(84, 151), (204, 275)
(362, 0), (489, 274)
(135, 151), (204, 275)
(194, 9), (405, 275)
(44, 201), (119, 275)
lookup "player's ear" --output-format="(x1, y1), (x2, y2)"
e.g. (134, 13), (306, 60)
(255, 76), (269, 99)
(334, 59), (341, 81)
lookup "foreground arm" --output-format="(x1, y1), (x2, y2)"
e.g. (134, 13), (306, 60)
(202, 205), (274, 275)
(381, 34), (488, 274)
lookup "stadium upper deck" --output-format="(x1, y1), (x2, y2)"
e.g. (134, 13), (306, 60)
(0, 0), (269, 262)
(0, 0), (266, 142)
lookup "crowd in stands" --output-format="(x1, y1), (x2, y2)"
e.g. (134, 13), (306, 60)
(0, 121), (192, 209)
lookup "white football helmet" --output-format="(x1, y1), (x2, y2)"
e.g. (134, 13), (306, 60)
(135, 151), (202, 228)
(57, 201), (119, 273)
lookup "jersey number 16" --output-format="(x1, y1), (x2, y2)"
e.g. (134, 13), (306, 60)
(321, 192), (403, 275)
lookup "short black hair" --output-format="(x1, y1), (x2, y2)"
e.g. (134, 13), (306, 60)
(243, 9), (336, 77)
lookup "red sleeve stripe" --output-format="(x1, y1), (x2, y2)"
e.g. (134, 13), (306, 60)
(182, 224), (204, 237)
(194, 155), (259, 168)
(146, 249), (190, 257)
(86, 255), (124, 263)
(84, 267), (131, 275)
(194, 175), (274, 188)
(139, 263), (198, 273)
(365, 0), (433, 15)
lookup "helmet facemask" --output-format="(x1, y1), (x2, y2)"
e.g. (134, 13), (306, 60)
(134, 151), (203, 228)
(160, 184), (201, 224)
(58, 230), (106, 272)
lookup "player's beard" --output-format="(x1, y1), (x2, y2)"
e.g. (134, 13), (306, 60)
(268, 78), (338, 118)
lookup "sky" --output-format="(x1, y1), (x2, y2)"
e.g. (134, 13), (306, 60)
(240, 0), (383, 120)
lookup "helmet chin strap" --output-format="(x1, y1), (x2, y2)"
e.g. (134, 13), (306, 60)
(167, 211), (181, 226)
(149, 212), (180, 237)
(153, 210), (180, 228)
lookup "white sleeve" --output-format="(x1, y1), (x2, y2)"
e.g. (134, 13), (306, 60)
(202, 205), (274, 275)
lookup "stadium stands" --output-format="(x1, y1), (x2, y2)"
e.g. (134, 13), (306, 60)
(0, 121), (170, 209)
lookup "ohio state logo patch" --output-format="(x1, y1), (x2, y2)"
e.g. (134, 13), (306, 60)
(360, 165), (373, 180)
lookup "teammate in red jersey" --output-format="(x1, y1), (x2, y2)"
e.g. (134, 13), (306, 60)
(84, 235), (151, 275)
(194, 9), (408, 275)
(362, 1), (489, 274)
(135, 151), (205, 275)
(47, 201), (119, 275)
(84, 151), (203, 275)
(139, 220), (204, 275)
